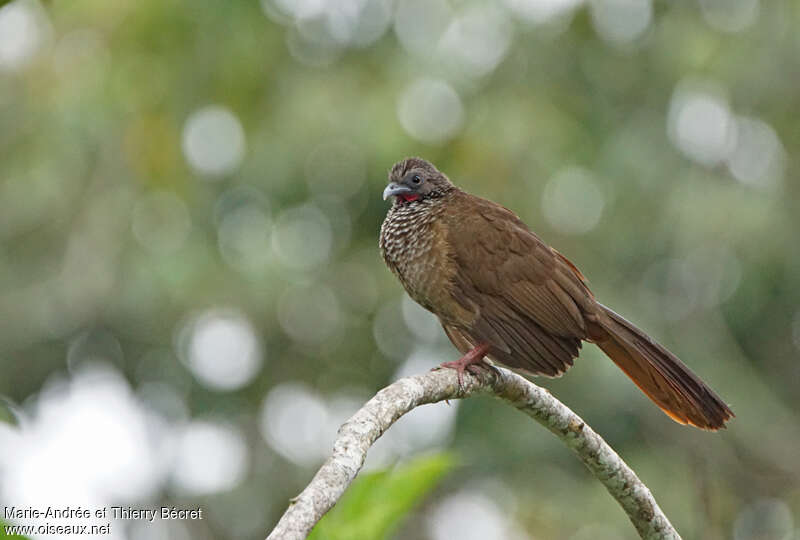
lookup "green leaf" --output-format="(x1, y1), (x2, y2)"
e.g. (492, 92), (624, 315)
(309, 453), (456, 540)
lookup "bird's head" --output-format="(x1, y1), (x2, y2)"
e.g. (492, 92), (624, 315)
(383, 157), (454, 204)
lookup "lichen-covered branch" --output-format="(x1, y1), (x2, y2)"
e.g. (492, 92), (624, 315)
(266, 366), (681, 540)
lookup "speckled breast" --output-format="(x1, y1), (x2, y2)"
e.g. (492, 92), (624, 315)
(379, 199), (451, 315)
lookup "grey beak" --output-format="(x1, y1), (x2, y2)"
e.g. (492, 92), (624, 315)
(382, 182), (413, 200)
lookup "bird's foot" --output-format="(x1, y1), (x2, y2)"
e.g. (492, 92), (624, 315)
(436, 343), (491, 387)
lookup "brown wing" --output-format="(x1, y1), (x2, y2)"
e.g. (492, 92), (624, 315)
(443, 192), (597, 377)
(437, 192), (732, 428)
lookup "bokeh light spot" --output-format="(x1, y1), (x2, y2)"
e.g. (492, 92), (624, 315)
(265, 0), (392, 65)
(589, 0), (652, 45)
(1, 366), (166, 508)
(541, 166), (605, 235)
(727, 116), (785, 189)
(346, 0), (393, 47)
(0, 0), (48, 72)
(260, 382), (332, 467)
(393, 0), (453, 57)
(177, 309), (263, 391)
(668, 82), (734, 167)
(271, 204), (333, 270)
(700, 0), (760, 33)
(426, 491), (525, 540)
(505, 0), (583, 24)
(438, 6), (512, 78)
(270, 0), (326, 19)
(171, 421), (249, 495)
(285, 18), (343, 67)
(397, 78), (464, 144)
(182, 105), (246, 178)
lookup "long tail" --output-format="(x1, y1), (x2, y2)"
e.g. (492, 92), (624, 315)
(593, 304), (733, 430)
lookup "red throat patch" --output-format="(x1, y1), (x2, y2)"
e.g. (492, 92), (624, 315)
(399, 193), (420, 202)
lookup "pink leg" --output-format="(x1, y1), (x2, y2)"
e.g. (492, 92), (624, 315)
(437, 343), (491, 386)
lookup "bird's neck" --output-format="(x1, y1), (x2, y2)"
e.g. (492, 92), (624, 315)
(391, 186), (455, 209)
(388, 190), (451, 219)
(396, 193), (421, 203)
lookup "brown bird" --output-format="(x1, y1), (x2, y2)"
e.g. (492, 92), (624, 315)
(379, 157), (733, 430)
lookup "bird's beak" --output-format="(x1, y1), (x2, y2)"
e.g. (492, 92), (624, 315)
(383, 182), (413, 200)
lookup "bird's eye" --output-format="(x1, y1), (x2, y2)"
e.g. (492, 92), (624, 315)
(412, 175), (422, 184)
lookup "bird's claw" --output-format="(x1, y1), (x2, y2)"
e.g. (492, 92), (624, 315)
(433, 343), (492, 389)
(438, 359), (470, 387)
(438, 358), (492, 388)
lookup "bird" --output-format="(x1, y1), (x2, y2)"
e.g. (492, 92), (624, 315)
(379, 157), (734, 430)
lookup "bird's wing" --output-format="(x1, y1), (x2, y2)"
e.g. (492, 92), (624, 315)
(444, 193), (595, 376)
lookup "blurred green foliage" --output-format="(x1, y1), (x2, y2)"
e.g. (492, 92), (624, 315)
(309, 453), (455, 540)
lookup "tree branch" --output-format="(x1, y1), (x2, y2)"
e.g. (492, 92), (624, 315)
(266, 366), (681, 540)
